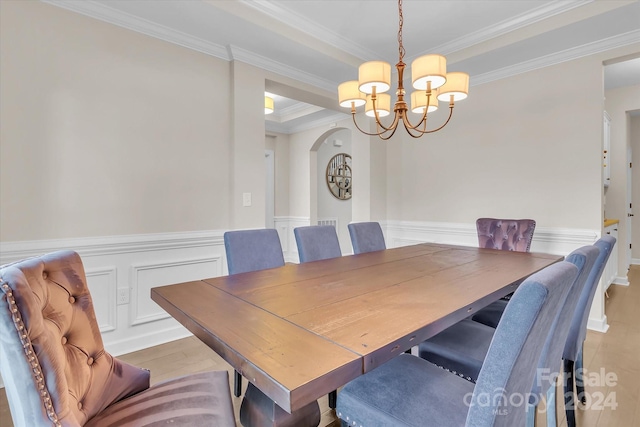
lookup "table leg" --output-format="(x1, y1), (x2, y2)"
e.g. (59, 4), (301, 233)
(240, 383), (321, 427)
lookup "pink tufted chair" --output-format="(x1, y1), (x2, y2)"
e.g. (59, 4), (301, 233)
(476, 218), (536, 252)
(0, 250), (236, 427)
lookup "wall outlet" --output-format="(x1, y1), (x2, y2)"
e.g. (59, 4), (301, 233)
(242, 192), (252, 207)
(117, 288), (129, 305)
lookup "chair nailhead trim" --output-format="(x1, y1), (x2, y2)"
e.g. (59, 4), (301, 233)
(435, 364), (476, 383)
(1, 280), (62, 427)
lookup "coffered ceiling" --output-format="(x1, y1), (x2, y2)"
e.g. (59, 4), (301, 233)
(45, 0), (640, 132)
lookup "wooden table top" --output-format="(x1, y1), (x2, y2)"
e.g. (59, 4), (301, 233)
(151, 243), (562, 413)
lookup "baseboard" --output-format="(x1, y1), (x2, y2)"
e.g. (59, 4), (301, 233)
(613, 276), (630, 286)
(587, 315), (609, 333)
(632, 258), (640, 266)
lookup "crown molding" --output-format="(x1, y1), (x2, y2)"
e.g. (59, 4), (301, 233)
(471, 29), (640, 86)
(41, 0), (229, 59)
(228, 45), (337, 92)
(419, 0), (594, 59)
(239, 0), (376, 61)
(266, 112), (349, 135)
(244, 0), (594, 63)
(39, 1), (639, 98)
(274, 104), (325, 123)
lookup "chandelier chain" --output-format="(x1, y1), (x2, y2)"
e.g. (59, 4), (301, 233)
(398, 0), (405, 61)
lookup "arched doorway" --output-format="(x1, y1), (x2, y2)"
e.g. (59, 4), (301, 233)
(310, 128), (353, 254)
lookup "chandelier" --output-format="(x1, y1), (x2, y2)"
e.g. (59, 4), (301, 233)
(338, 0), (469, 140)
(265, 96), (274, 115)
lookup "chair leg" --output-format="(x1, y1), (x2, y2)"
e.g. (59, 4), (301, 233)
(329, 390), (337, 409)
(564, 359), (576, 427)
(526, 403), (535, 427)
(575, 345), (586, 405)
(234, 370), (242, 398)
(547, 385), (557, 427)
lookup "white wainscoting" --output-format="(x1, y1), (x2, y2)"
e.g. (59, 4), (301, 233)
(274, 216), (310, 263)
(0, 230), (227, 358)
(0, 220), (610, 390)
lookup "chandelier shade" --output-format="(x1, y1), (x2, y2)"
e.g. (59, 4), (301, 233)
(337, 0), (469, 139)
(365, 93), (391, 117)
(358, 61), (391, 94)
(436, 72), (469, 101)
(411, 54), (447, 91)
(411, 90), (439, 114)
(338, 81), (367, 108)
(264, 96), (274, 115)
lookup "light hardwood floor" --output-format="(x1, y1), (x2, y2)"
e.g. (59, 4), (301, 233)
(1, 266), (638, 426)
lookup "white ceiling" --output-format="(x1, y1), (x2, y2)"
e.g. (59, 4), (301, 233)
(45, 0), (640, 133)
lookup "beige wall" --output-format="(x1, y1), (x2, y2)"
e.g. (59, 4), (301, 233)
(605, 84), (640, 274)
(0, 1), (231, 240)
(266, 132), (291, 217)
(386, 56), (607, 230)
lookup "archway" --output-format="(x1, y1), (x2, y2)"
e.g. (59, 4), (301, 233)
(310, 127), (353, 253)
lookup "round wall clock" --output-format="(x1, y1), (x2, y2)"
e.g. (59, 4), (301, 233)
(326, 153), (352, 200)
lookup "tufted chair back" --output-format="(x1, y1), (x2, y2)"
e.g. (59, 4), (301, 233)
(476, 218), (536, 252)
(0, 251), (149, 426)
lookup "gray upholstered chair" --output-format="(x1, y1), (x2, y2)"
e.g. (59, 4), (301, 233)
(224, 228), (285, 275)
(223, 228), (285, 397)
(418, 246), (598, 427)
(336, 261), (578, 427)
(563, 236), (616, 427)
(293, 224), (342, 409)
(0, 251), (236, 427)
(294, 225), (342, 263)
(472, 217), (536, 327)
(347, 222), (386, 254)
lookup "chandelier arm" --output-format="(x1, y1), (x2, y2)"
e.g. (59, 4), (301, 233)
(371, 98), (396, 132)
(402, 105), (455, 136)
(423, 105), (454, 134)
(377, 123), (399, 140)
(401, 114), (428, 138)
(351, 112), (393, 137)
(401, 105), (429, 130)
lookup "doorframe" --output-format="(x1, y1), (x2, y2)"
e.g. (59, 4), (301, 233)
(627, 142), (632, 270)
(265, 149), (275, 229)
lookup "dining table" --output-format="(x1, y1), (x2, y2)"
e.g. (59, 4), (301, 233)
(151, 242), (562, 427)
